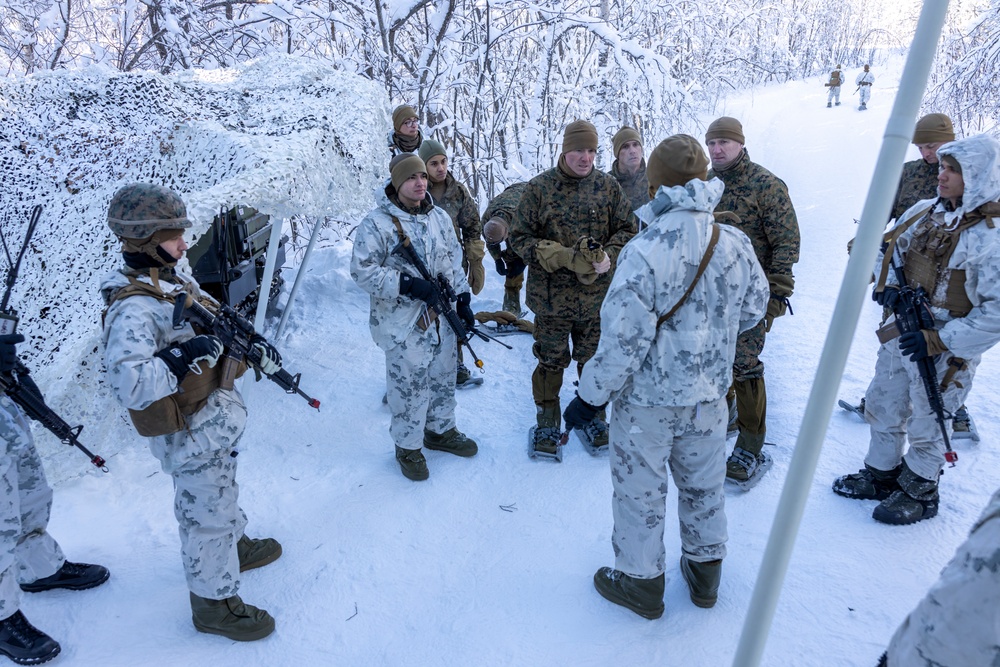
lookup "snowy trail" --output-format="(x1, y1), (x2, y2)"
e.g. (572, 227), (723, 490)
(33, 62), (1000, 667)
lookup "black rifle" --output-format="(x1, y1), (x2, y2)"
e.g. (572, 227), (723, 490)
(1, 364), (108, 471)
(886, 247), (957, 466)
(391, 233), (511, 372)
(171, 296), (321, 410)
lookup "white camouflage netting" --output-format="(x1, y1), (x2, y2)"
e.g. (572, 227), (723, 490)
(0, 55), (387, 482)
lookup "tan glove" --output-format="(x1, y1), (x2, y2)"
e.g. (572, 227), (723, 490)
(514, 318), (535, 334)
(534, 240), (576, 273)
(574, 237), (604, 285)
(474, 310), (517, 325)
(465, 239), (486, 295)
(764, 273), (794, 332)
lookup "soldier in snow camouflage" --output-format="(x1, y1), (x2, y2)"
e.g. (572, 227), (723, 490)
(564, 135), (768, 619)
(101, 183), (281, 642)
(706, 116), (800, 485)
(483, 182), (529, 316)
(0, 335), (109, 663)
(509, 120), (636, 456)
(351, 154), (479, 482)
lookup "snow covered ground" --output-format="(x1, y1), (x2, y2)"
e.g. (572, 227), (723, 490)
(25, 59), (1000, 666)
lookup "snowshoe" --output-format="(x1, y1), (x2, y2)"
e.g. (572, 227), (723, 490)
(574, 418), (609, 456)
(951, 405), (979, 442)
(725, 447), (773, 491)
(488, 321), (533, 336)
(528, 426), (563, 462)
(832, 463), (901, 501)
(456, 363), (484, 389)
(838, 398), (865, 420)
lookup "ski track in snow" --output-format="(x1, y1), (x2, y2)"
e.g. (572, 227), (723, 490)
(32, 58), (1000, 666)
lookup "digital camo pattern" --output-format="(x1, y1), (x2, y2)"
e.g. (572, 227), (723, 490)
(484, 182), (529, 269)
(509, 164), (636, 320)
(577, 178), (768, 409)
(430, 172), (483, 252)
(867, 135), (1000, 479)
(532, 313), (601, 374)
(890, 158), (939, 222)
(885, 485), (1000, 667)
(863, 337), (975, 481)
(734, 320), (766, 382)
(610, 159), (651, 212)
(351, 183), (469, 352)
(856, 69), (875, 105)
(102, 269), (250, 598)
(709, 148), (800, 280)
(608, 399), (729, 578)
(106, 183), (191, 239)
(0, 397), (66, 616)
(384, 321), (458, 451)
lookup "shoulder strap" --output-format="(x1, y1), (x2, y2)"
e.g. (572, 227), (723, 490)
(875, 203), (935, 291)
(657, 224), (720, 329)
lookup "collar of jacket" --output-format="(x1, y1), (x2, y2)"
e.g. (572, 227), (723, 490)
(556, 156), (595, 183)
(612, 158), (646, 183)
(383, 183), (434, 216)
(713, 148), (750, 179)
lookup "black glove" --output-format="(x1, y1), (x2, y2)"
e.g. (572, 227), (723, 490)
(250, 334), (282, 375)
(563, 394), (605, 432)
(155, 335), (224, 383)
(506, 257), (526, 277)
(400, 274), (437, 304)
(495, 257), (507, 276)
(0, 333), (24, 374)
(899, 331), (929, 361)
(872, 286), (900, 310)
(457, 292), (476, 332)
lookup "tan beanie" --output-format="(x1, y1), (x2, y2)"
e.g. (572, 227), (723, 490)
(392, 105), (419, 131)
(389, 153), (427, 190)
(705, 116), (745, 144)
(562, 120), (599, 154)
(483, 218), (509, 245)
(912, 113), (955, 144)
(646, 134), (710, 191)
(612, 127), (642, 158)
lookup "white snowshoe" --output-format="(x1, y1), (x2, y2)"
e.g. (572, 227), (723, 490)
(486, 322), (533, 337)
(838, 398), (865, 420)
(528, 426), (564, 462)
(952, 405), (980, 442)
(725, 447), (773, 492)
(456, 364), (484, 390)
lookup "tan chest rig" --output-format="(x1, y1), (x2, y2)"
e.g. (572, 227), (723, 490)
(104, 271), (247, 437)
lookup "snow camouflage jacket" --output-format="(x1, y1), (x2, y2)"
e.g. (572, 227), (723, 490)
(509, 163), (637, 319)
(577, 178), (768, 408)
(101, 269), (247, 461)
(429, 172), (482, 261)
(890, 158), (939, 222)
(708, 148), (800, 282)
(611, 159), (651, 212)
(483, 182), (528, 265)
(855, 69), (875, 86)
(880, 134), (1000, 360)
(351, 183), (469, 351)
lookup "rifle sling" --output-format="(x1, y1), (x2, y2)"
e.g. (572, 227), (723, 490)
(657, 224), (720, 329)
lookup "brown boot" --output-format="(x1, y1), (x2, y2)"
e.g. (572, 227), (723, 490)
(190, 593), (275, 641)
(679, 557), (722, 608)
(237, 535), (282, 572)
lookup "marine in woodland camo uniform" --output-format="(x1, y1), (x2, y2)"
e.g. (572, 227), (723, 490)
(609, 126), (651, 212)
(567, 135), (767, 620)
(101, 183), (280, 642)
(509, 120), (636, 454)
(483, 182), (529, 315)
(890, 114), (957, 222)
(705, 117), (800, 484)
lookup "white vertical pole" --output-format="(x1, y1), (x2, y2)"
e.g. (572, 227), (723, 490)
(732, 2), (951, 665)
(276, 217), (324, 339)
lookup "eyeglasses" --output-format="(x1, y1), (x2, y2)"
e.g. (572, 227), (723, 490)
(402, 119), (419, 127)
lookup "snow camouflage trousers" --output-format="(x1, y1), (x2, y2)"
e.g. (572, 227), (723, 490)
(151, 389), (249, 599)
(864, 339), (976, 481)
(859, 84), (872, 106)
(733, 319), (766, 382)
(827, 85), (841, 105)
(0, 397), (65, 616)
(610, 399), (728, 578)
(385, 319), (458, 451)
(886, 487), (1000, 666)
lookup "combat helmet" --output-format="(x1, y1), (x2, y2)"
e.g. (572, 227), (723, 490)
(107, 183), (191, 239)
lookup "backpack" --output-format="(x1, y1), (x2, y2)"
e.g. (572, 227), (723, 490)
(829, 70), (842, 86)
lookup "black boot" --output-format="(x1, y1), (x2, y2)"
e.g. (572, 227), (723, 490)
(0, 610), (60, 665)
(395, 446), (429, 481)
(424, 427), (478, 457)
(679, 557), (722, 608)
(592, 567), (665, 619)
(238, 535), (282, 572)
(832, 463), (902, 501)
(873, 462), (939, 525)
(20, 561), (110, 593)
(190, 593), (275, 641)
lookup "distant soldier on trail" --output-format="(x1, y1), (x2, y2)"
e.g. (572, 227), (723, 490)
(825, 64), (843, 107)
(856, 64), (875, 110)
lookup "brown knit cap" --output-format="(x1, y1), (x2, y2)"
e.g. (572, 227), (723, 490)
(389, 153), (426, 190)
(912, 113), (955, 144)
(646, 134), (709, 192)
(562, 120), (599, 154)
(483, 218), (509, 245)
(392, 105), (419, 131)
(612, 127), (642, 158)
(705, 116), (745, 144)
